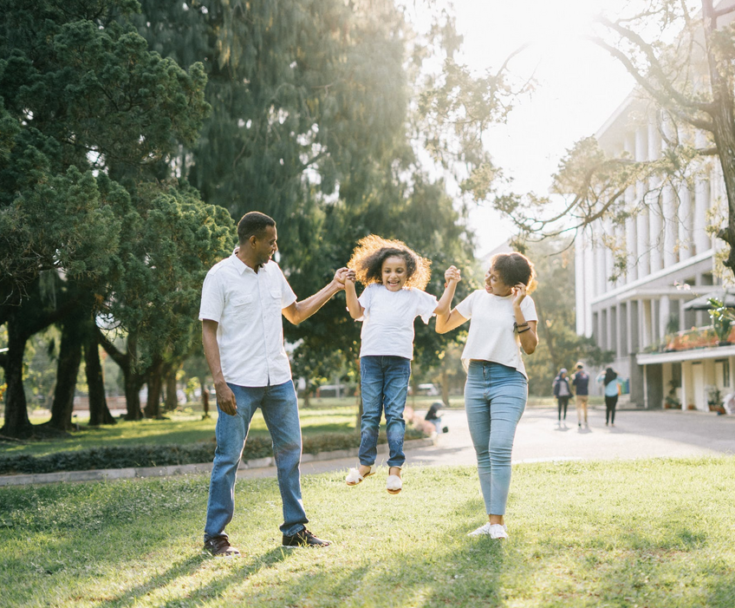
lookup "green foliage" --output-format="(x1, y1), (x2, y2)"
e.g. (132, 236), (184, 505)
(132, 0), (482, 384)
(708, 298), (734, 342)
(0, 0), (235, 433)
(0, 0), (212, 293)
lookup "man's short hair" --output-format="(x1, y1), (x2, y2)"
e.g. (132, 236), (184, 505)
(576, 362), (584, 369)
(238, 212), (276, 244)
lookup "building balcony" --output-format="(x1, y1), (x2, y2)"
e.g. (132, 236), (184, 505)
(636, 325), (735, 367)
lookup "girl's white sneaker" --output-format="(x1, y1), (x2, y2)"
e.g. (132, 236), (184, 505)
(468, 523), (509, 539)
(345, 464), (375, 486)
(386, 474), (402, 494)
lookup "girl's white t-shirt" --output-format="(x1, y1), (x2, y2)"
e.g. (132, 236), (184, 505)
(455, 289), (538, 378)
(357, 284), (438, 359)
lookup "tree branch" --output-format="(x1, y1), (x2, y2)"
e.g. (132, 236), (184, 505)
(595, 16), (713, 114)
(590, 36), (715, 132)
(95, 326), (129, 370)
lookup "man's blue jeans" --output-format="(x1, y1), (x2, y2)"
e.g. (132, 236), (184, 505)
(359, 356), (411, 469)
(203, 380), (308, 540)
(465, 360), (527, 516)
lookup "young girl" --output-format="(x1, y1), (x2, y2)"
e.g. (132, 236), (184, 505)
(436, 252), (538, 539)
(343, 235), (461, 494)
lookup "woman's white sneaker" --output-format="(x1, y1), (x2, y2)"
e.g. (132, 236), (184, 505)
(468, 523), (509, 539)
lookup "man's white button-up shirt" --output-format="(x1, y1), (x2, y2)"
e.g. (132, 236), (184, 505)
(199, 255), (297, 387)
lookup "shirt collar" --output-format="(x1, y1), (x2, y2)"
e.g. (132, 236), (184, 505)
(230, 254), (270, 275)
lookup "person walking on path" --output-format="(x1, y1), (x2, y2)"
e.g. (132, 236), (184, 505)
(572, 362), (590, 428)
(199, 211), (349, 556)
(597, 367), (622, 427)
(552, 368), (571, 424)
(436, 252), (538, 540)
(342, 235), (461, 494)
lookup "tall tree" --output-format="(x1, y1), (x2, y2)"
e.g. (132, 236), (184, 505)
(0, 0), (228, 435)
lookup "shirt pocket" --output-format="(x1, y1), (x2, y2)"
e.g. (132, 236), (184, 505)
(269, 287), (283, 310)
(230, 293), (254, 309)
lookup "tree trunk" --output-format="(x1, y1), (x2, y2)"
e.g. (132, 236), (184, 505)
(163, 366), (178, 412)
(0, 317), (33, 438)
(441, 369), (450, 406)
(85, 325), (116, 426)
(123, 369), (144, 420)
(144, 357), (164, 419)
(46, 312), (84, 431)
(97, 328), (144, 420)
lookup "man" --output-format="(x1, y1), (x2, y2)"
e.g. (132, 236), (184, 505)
(571, 362), (590, 428)
(199, 211), (348, 556)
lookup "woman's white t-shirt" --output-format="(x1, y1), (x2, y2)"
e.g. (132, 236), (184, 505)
(357, 284), (438, 360)
(455, 289), (538, 378)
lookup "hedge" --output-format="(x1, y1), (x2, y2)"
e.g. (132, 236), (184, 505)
(0, 428), (427, 475)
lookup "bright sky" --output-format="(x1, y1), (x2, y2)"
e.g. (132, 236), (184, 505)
(448, 0), (636, 255)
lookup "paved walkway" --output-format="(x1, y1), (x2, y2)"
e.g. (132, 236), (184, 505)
(239, 406), (735, 480)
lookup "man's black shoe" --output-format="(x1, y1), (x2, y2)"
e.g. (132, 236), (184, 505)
(282, 528), (332, 548)
(204, 536), (241, 557)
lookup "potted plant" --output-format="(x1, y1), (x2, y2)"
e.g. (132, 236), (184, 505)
(709, 298), (735, 346)
(707, 386), (726, 414)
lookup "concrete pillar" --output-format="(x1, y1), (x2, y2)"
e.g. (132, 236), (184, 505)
(662, 185), (677, 267)
(641, 299), (653, 349)
(636, 126), (650, 277)
(583, 231), (596, 338)
(659, 295), (671, 339)
(575, 232), (586, 336)
(694, 131), (711, 255)
(610, 305), (618, 358)
(595, 236), (607, 298)
(628, 300), (640, 354)
(648, 121), (663, 273)
(678, 184), (693, 262)
(619, 303), (628, 356)
(624, 133), (638, 282)
(604, 219), (615, 289)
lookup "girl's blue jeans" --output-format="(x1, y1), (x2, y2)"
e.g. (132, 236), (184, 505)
(204, 380), (308, 541)
(465, 360), (527, 516)
(359, 356), (411, 469)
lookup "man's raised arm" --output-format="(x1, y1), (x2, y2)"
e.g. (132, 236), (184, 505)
(281, 268), (349, 326)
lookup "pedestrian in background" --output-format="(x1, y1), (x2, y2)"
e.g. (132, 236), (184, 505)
(597, 367), (622, 427)
(552, 368), (571, 424)
(571, 362), (590, 428)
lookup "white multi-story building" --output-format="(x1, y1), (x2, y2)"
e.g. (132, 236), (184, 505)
(576, 91), (732, 411)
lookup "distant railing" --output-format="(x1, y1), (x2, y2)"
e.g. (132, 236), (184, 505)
(643, 325), (735, 354)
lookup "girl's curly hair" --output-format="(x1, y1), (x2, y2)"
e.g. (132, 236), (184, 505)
(347, 235), (431, 290)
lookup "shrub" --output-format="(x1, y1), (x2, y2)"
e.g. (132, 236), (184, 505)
(0, 428), (427, 475)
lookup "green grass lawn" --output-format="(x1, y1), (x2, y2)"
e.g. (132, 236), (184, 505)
(1, 457), (734, 607)
(0, 408), (360, 458)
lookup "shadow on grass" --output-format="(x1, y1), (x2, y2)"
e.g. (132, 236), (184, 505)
(242, 499), (511, 608)
(94, 547), (291, 608)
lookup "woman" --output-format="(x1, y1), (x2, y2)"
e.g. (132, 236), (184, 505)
(552, 368), (571, 423)
(597, 367), (621, 427)
(436, 252), (538, 540)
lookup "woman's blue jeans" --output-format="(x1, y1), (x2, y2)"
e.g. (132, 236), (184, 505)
(204, 380), (308, 540)
(465, 360), (527, 516)
(359, 356), (411, 469)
